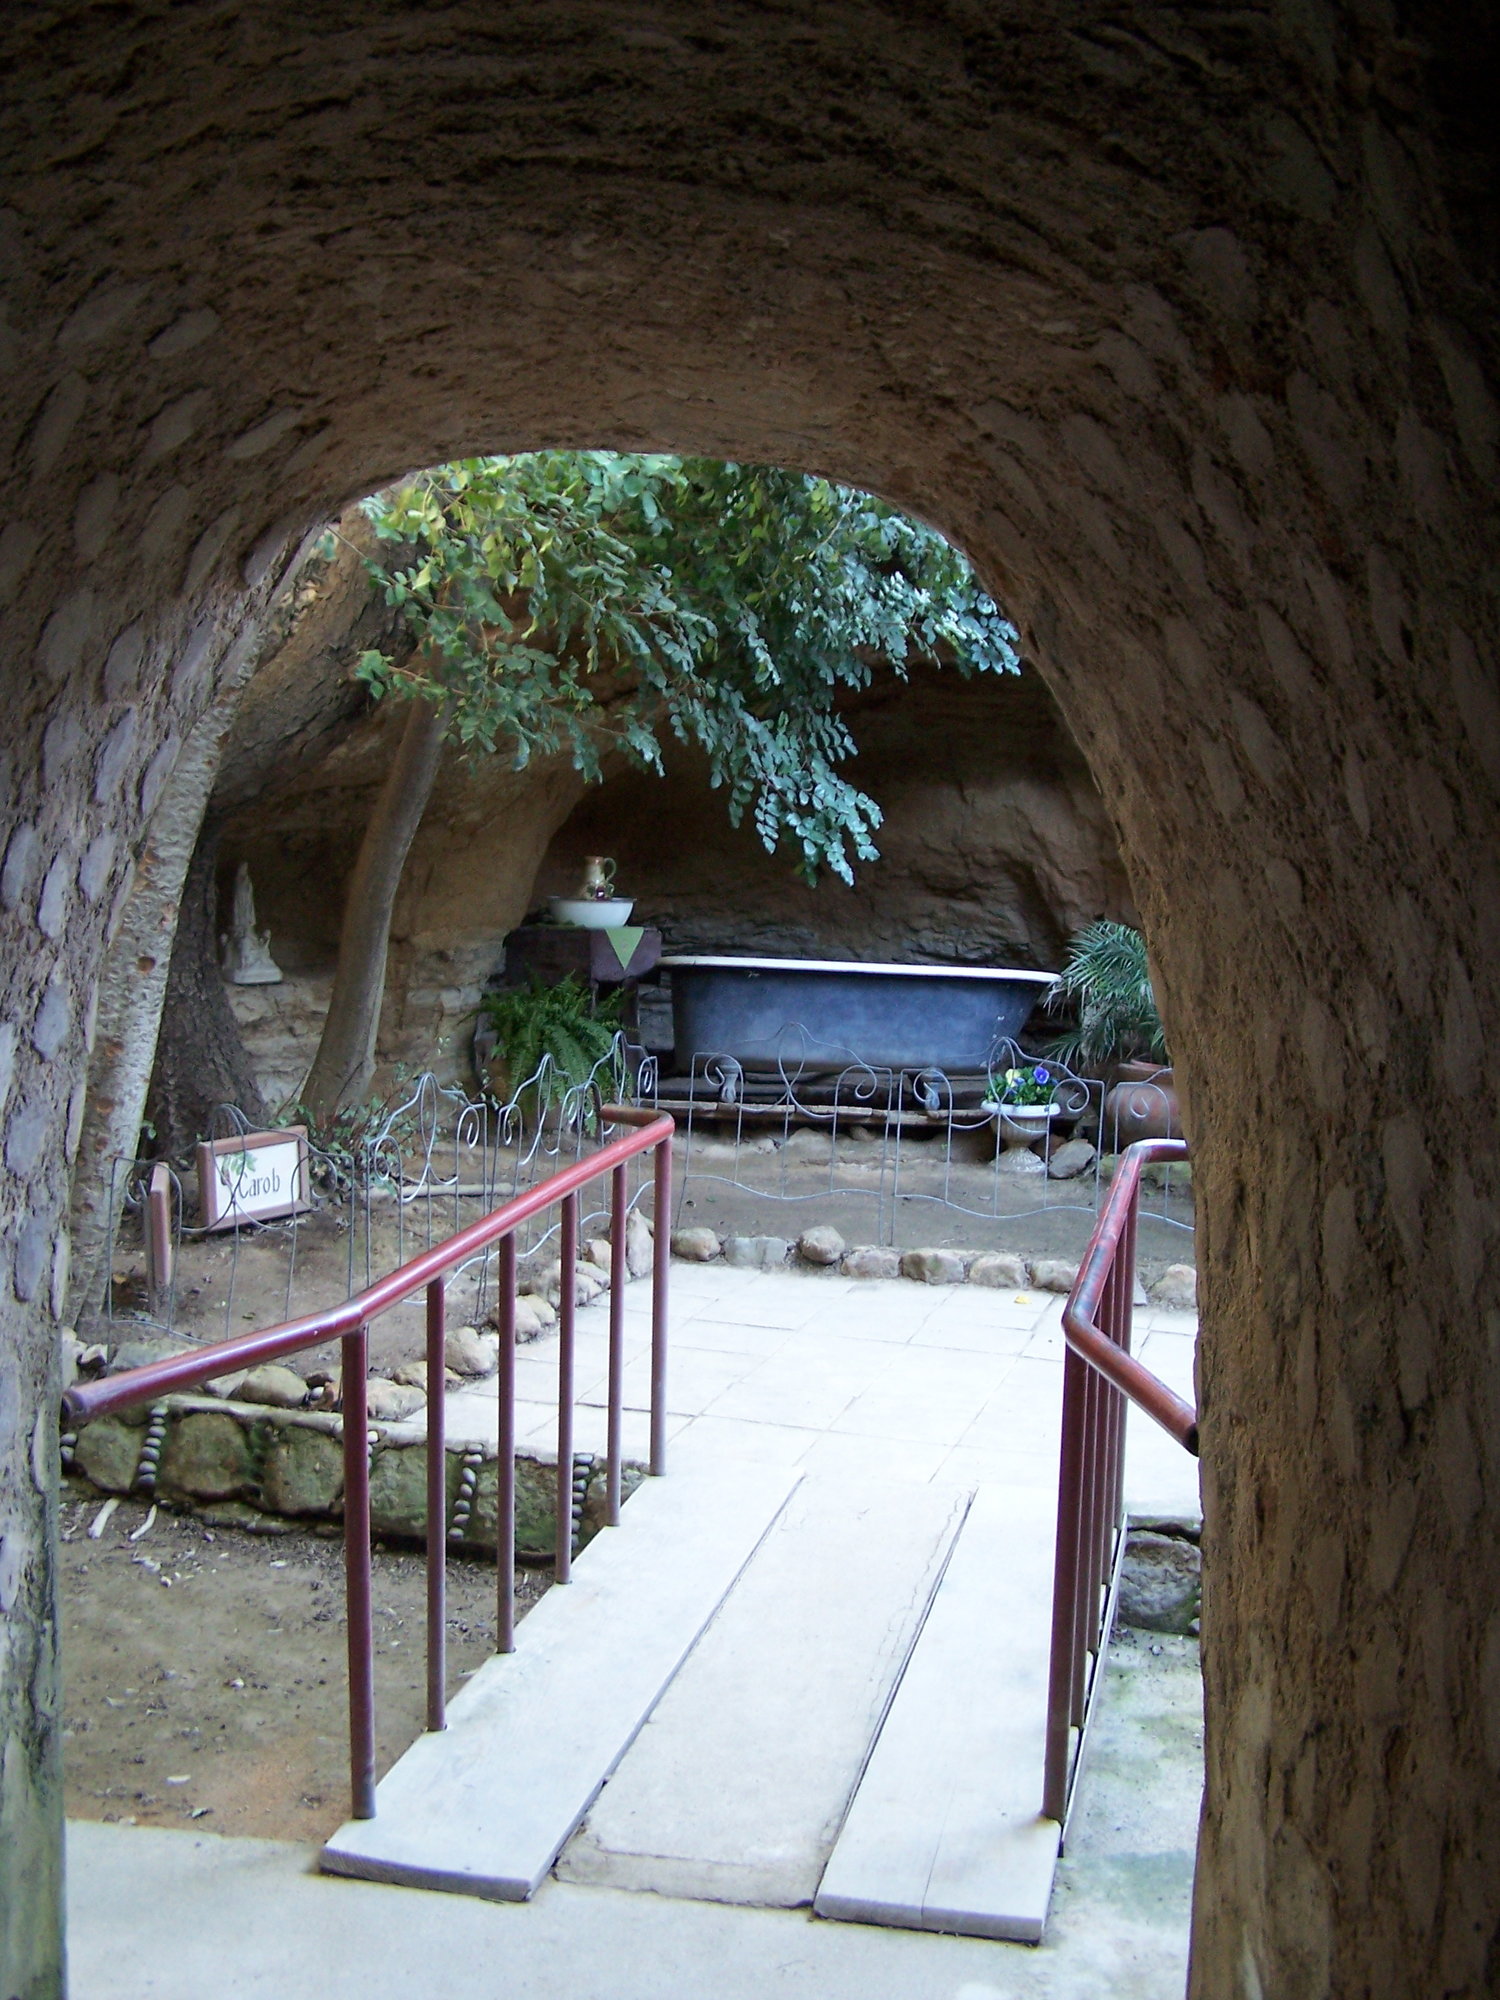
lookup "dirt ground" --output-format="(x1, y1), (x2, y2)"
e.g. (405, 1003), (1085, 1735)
(103, 1205), (463, 1378)
(59, 1486), (550, 1843)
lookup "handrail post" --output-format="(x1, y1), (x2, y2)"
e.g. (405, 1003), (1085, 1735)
(650, 1134), (671, 1475)
(1071, 1360), (1099, 1723)
(1045, 1137), (1196, 1835)
(1085, 1260), (1117, 1634)
(1119, 1174), (1139, 1350)
(1112, 1173), (1139, 1524)
(556, 1191), (578, 1580)
(145, 1161), (173, 1311)
(342, 1324), (376, 1819)
(425, 1275), (447, 1732)
(607, 1163), (628, 1524)
(497, 1233), (517, 1652)
(1044, 1344), (1088, 1821)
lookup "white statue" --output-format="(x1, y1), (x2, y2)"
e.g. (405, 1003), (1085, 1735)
(220, 861), (283, 985)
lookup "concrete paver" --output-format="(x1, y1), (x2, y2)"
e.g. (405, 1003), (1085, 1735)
(793, 1430), (955, 1484)
(437, 1263), (1200, 1515)
(908, 1312), (1037, 1355)
(670, 1413), (823, 1469)
(816, 1482), (1060, 1941)
(560, 1478), (969, 1906)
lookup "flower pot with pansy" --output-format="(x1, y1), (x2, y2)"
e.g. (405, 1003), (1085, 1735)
(984, 1064), (1061, 1174)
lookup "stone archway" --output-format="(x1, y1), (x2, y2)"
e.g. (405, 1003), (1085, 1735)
(2, 8), (1496, 1995)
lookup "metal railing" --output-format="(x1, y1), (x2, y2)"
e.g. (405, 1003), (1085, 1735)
(63, 1106), (676, 1822)
(1043, 1137), (1198, 1830)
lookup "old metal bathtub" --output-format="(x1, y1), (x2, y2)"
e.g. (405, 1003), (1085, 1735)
(661, 955), (1057, 1073)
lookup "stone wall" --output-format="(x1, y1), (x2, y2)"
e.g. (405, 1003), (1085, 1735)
(222, 714), (590, 1096)
(64, 1398), (633, 1560)
(2, 7), (1497, 1994)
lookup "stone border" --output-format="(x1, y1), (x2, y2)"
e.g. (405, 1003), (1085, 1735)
(60, 1393), (643, 1558)
(1118, 1522), (1202, 1637)
(669, 1226), (1196, 1308)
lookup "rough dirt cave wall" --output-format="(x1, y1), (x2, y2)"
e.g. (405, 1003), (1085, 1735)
(222, 705), (590, 1101)
(536, 664), (1135, 969)
(221, 660), (1131, 1103)
(1, 8), (1497, 1998)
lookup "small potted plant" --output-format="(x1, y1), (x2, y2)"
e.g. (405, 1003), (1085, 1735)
(984, 1062), (1061, 1174)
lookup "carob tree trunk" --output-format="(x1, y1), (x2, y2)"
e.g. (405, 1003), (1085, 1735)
(65, 644), (263, 1326)
(299, 693), (449, 1130)
(144, 819), (268, 1162)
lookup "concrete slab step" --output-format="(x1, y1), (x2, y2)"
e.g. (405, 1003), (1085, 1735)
(814, 1480), (1061, 1942)
(558, 1475), (970, 1906)
(320, 1459), (801, 1901)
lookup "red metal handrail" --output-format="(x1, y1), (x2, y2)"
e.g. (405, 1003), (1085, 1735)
(64, 1106), (675, 1820)
(1042, 1137), (1197, 1827)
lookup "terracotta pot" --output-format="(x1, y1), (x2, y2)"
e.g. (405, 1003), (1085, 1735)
(1103, 1063), (1180, 1147)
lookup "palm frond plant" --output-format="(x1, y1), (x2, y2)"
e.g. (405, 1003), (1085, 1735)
(1046, 921), (1166, 1074)
(479, 976), (626, 1117)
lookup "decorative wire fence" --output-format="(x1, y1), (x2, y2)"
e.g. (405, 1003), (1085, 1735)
(657, 1031), (1192, 1248)
(95, 1040), (661, 1343)
(95, 1027), (1190, 1344)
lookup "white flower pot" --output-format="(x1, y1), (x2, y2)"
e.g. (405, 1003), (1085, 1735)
(993, 1100), (1060, 1173)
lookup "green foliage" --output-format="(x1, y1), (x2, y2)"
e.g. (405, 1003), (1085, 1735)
(480, 976), (625, 1111)
(276, 1065), (421, 1189)
(352, 453), (1019, 884)
(1047, 922), (1167, 1072)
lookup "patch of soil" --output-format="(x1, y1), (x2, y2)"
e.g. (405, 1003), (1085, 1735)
(60, 1487), (550, 1843)
(102, 1205), (444, 1381)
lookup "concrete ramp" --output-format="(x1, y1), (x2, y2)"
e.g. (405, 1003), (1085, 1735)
(321, 1460), (800, 1900)
(559, 1476), (971, 1905)
(814, 1481), (1061, 1942)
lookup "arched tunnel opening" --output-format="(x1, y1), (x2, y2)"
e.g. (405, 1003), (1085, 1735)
(60, 450), (1203, 1956)
(2, 9), (1497, 1995)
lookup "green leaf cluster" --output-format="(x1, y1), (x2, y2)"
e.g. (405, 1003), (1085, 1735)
(480, 976), (625, 1111)
(353, 453), (1019, 884)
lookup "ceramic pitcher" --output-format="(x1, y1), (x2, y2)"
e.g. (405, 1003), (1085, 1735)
(578, 855), (618, 899)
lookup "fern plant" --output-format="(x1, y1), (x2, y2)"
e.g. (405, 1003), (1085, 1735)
(1046, 921), (1167, 1073)
(479, 976), (626, 1112)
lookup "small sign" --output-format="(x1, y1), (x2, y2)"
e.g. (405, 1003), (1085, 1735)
(197, 1128), (310, 1230)
(144, 1161), (174, 1290)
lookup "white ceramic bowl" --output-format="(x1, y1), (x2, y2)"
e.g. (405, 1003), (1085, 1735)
(549, 896), (636, 930)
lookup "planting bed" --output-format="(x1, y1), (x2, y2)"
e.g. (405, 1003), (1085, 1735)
(60, 1487), (550, 1844)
